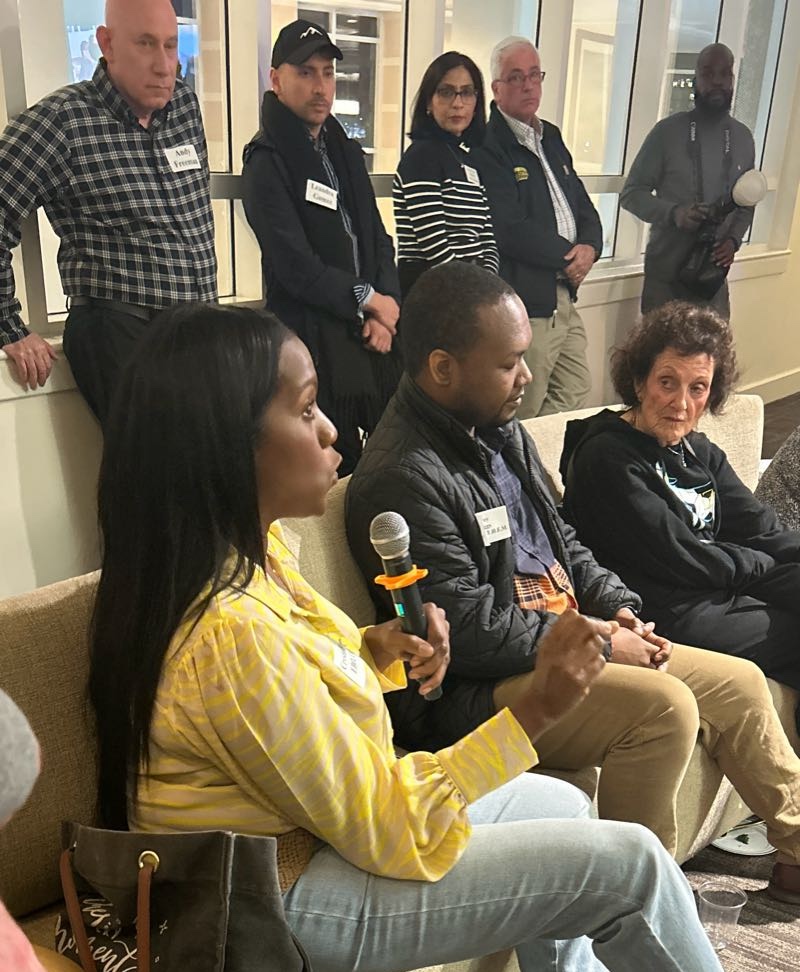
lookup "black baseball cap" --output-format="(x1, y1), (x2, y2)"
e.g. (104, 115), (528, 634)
(271, 20), (343, 68)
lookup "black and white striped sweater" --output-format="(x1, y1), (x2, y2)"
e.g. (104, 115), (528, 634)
(393, 132), (499, 293)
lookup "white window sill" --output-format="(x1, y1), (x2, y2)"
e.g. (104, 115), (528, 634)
(577, 245), (791, 309)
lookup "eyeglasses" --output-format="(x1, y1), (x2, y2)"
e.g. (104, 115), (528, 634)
(498, 69), (546, 87)
(434, 84), (478, 102)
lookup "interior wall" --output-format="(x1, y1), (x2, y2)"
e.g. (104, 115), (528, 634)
(0, 354), (102, 598)
(725, 196), (800, 401)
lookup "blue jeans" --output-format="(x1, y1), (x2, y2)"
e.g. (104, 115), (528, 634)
(283, 774), (722, 972)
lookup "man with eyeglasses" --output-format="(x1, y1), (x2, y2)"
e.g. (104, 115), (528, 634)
(621, 44), (755, 320)
(476, 36), (603, 418)
(242, 18), (401, 476)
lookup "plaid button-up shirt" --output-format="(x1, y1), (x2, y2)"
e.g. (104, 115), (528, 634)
(499, 109), (577, 245)
(0, 63), (217, 345)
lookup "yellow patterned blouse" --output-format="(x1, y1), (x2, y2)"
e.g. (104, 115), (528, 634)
(133, 523), (537, 883)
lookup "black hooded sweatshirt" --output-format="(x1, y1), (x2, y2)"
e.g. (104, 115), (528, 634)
(559, 408), (800, 623)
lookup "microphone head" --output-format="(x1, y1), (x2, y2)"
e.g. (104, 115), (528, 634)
(732, 168), (767, 207)
(369, 511), (410, 560)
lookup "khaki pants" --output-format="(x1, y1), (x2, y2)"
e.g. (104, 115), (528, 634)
(517, 283), (591, 419)
(494, 643), (800, 862)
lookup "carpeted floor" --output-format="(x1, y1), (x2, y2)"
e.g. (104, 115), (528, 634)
(683, 845), (800, 971)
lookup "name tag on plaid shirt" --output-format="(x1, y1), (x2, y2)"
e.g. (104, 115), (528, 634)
(164, 144), (201, 172)
(475, 506), (511, 547)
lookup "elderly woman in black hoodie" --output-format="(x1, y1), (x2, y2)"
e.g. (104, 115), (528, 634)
(560, 301), (800, 711)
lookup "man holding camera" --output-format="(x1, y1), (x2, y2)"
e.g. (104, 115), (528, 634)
(621, 44), (755, 320)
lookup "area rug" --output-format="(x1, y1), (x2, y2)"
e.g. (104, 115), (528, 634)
(683, 845), (800, 971)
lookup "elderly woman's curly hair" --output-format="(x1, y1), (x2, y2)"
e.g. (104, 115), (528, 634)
(610, 301), (739, 416)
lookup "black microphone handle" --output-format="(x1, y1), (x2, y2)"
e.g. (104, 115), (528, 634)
(389, 581), (428, 640)
(381, 552), (442, 701)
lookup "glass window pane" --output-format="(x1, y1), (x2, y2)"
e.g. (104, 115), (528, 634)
(589, 193), (619, 259)
(661, 1), (721, 116)
(336, 14), (379, 38)
(373, 6), (405, 174)
(335, 39), (377, 170)
(444, 1), (540, 81)
(561, 0), (640, 176)
(733, 0), (787, 162)
(213, 199), (234, 299)
(296, 8), (331, 30)
(376, 196), (395, 241)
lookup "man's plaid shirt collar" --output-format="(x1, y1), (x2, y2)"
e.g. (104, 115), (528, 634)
(498, 109), (543, 154)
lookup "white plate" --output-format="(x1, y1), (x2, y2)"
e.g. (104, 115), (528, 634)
(711, 820), (776, 857)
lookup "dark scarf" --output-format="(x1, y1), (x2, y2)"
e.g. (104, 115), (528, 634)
(255, 92), (400, 423)
(409, 113), (476, 151)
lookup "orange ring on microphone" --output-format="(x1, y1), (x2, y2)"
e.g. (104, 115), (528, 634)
(374, 566), (429, 590)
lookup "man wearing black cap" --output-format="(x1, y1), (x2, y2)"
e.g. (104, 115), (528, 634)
(243, 19), (401, 475)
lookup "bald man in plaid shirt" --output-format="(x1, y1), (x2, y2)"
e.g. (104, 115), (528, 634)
(0, 0), (216, 423)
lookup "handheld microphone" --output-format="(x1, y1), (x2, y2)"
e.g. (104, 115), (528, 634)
(369, 511), (443, 702)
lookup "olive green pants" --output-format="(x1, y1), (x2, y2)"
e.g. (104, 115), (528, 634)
(517, 283), (592, 419)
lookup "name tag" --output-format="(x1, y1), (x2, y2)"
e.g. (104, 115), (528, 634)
(306, 179), (338, 210)
(475, 506), (511, 547)
(164, 144), (201, 172)
(463, 165), (481, 186)
(333, 642), (366, 687)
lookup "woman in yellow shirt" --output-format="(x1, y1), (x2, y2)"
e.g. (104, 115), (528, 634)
(88, 303), (722, 972)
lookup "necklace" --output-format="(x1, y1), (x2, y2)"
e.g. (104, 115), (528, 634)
(667, 440), (688, 468)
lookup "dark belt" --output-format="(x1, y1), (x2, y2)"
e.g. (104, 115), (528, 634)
(69, 296), (157, 322)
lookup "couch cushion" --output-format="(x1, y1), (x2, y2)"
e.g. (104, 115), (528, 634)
(696, 394), (764, 492)
(0, 572), (99, 917)
(283, 476), (376, 628)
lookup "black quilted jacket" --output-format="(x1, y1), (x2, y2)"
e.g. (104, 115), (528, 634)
(345, 375), (640, 750)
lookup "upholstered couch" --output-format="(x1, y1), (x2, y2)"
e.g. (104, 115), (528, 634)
(1, 395), (797, 972)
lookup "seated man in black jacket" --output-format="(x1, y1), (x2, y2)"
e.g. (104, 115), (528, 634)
(345, 262), (800, 901)
(242, 19), (401, 475)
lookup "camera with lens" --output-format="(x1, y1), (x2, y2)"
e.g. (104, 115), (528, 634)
(678, 169), (767, 300)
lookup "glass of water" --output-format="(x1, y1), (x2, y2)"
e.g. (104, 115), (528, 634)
(697, 880), (748, 951)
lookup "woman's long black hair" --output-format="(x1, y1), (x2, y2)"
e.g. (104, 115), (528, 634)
(89, 303), (290, 828)
(409, 51), (487, 144)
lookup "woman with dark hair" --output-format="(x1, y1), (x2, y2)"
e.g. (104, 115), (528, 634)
(88, 302), (725, 971)
(560, 301), (800, 699)
(393, 51), (499, 296)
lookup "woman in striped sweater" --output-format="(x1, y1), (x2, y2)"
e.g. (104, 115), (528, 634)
(88, 303), (723, 972)
(394, 52), (499, 296)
